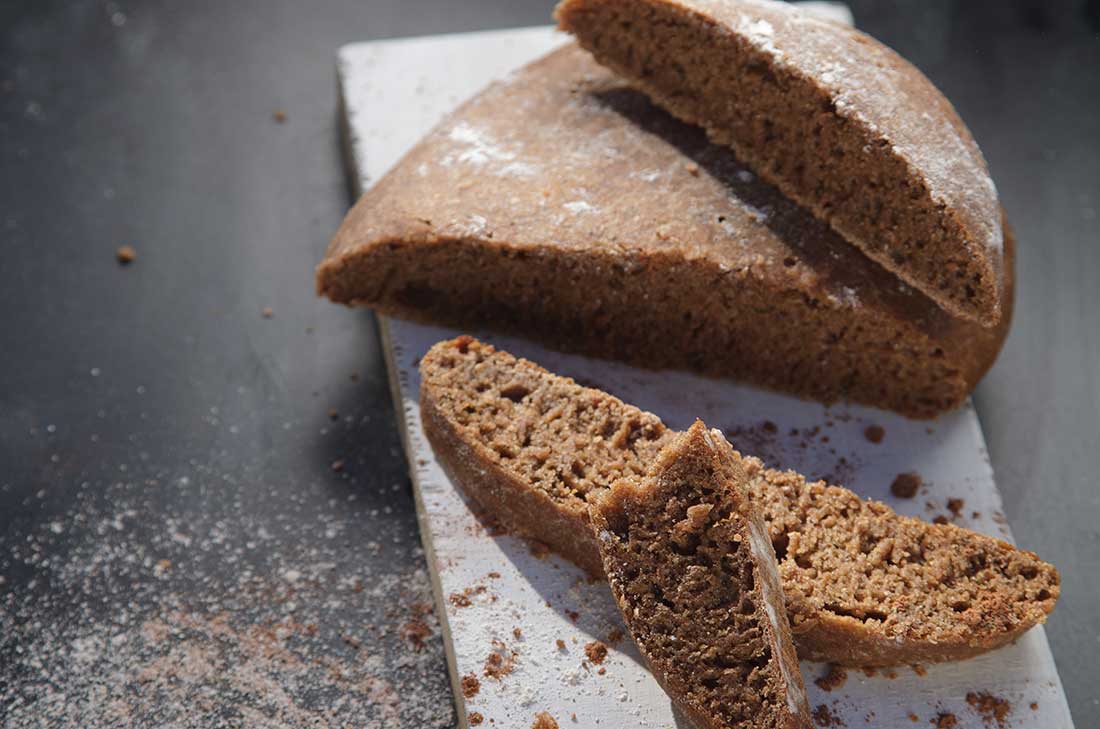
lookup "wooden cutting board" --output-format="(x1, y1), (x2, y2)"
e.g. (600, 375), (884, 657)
(335, 18), (1074, 729)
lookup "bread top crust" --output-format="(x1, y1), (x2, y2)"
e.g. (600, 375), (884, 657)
(644, 0), (1002, 259)
(555, 0), (1004, 324)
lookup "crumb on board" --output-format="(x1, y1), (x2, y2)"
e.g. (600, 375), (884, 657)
(449, 593), (472, 608)
(947, 498), (965, 515)
(890, 472), (922, 499)
(469, 711), (484, 725)
(583, 641), (607, 665)
(933, 713), (957, 728)
(272, 109), (287, 123)
(814, 664), (847, 692)
(864, 424), (885, 443)
(812, 703), (845, 727)
(555, 639), (566, 651)
(483, 641), (516, 680)
(261, 307), (274, 319)
(461, 673), (480, 698)
(933, 515), (950, 525)
(966, 691), (1011, 727)
(532, 712), (559, 729)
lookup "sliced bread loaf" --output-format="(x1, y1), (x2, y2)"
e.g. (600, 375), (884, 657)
(590, 421), (811, 729)
(420, 336), (1060, 666)
(556, 0), (1005, 327)
(319, 44), (1013, 419)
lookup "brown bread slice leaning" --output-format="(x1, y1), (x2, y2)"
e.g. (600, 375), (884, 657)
(319, 44), (1014, 419)
(556, 0), (1004, 327)
(589, 421), (811, 729)
(419, 336), (1060, 666)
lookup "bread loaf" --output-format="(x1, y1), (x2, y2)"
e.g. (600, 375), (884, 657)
(319, 45), (1012, 418)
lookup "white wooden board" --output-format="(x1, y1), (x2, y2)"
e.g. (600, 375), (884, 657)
(336, 21), (1074, 729)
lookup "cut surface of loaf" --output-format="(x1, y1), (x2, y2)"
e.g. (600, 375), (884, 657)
(320, 44), (1013, 419)
(590, 421), (811, 729)
(556, 0), (1005, 326)
(419, 336), (1060, 666)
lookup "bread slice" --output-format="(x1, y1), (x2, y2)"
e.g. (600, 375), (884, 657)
(556, 0), (1004, 327)
(420, 336), (1060, 666)
(589, 421), (811, 729)
(318, 44), (1013, 419)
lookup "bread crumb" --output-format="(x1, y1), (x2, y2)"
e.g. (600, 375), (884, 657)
(461, 673), (480, 698)
(934, 713), (957, 728)
(115, 245), (137, 265)
(583, 641), (607, 665)
(449, 593), (472, 608)
(483, 641), (516, 680)
(966, 691), (1011, 727)
(555, 639), (566, 651)
(911, 664), (927, 677)
(907, 713), (919, 722)
(932, 515), (950, 525)
(272, 110), (287, 123)
(605, 628), (624, 644)
(400, 618), (430, 652)
(261, 307), (274, 319)
(330, 460), (345, 472)
(327, 408), (339, 421)
(947, 498), (965, 515)
(864, 425), (885, 443)
(1029, 702), (1038, 711)
(532, 712), (559, 729)
(814, 664), (847, 692)
(890, 472), (922, 498)
(469, 711), (484, 725)
(812, 703), (845, 726)
(512, 627), (522, 639)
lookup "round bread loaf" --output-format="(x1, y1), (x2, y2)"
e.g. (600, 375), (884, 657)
(318, 45), (1013, 418)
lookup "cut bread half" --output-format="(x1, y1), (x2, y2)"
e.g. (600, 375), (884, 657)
(319, 44), (1013, 419)
(590, 421), (811, 729)
(420, 336), (1059, 666)
(556, 0), (1005, 326)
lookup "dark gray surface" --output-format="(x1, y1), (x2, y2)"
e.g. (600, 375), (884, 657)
(1, 0), (1097, 726)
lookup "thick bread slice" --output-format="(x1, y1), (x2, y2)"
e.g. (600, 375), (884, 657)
(319, 44), (1013, 419)
(556, 0), (1005, 327)
(590, 421), (811, 729)
(419, 336), (1060, 666)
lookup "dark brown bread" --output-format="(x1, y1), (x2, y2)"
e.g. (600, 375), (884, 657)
(319, 44), (1013, 419)
(419, 337), (1060, 666)
(556, 0), (1005, 327)
(590, 421), (811, 729)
